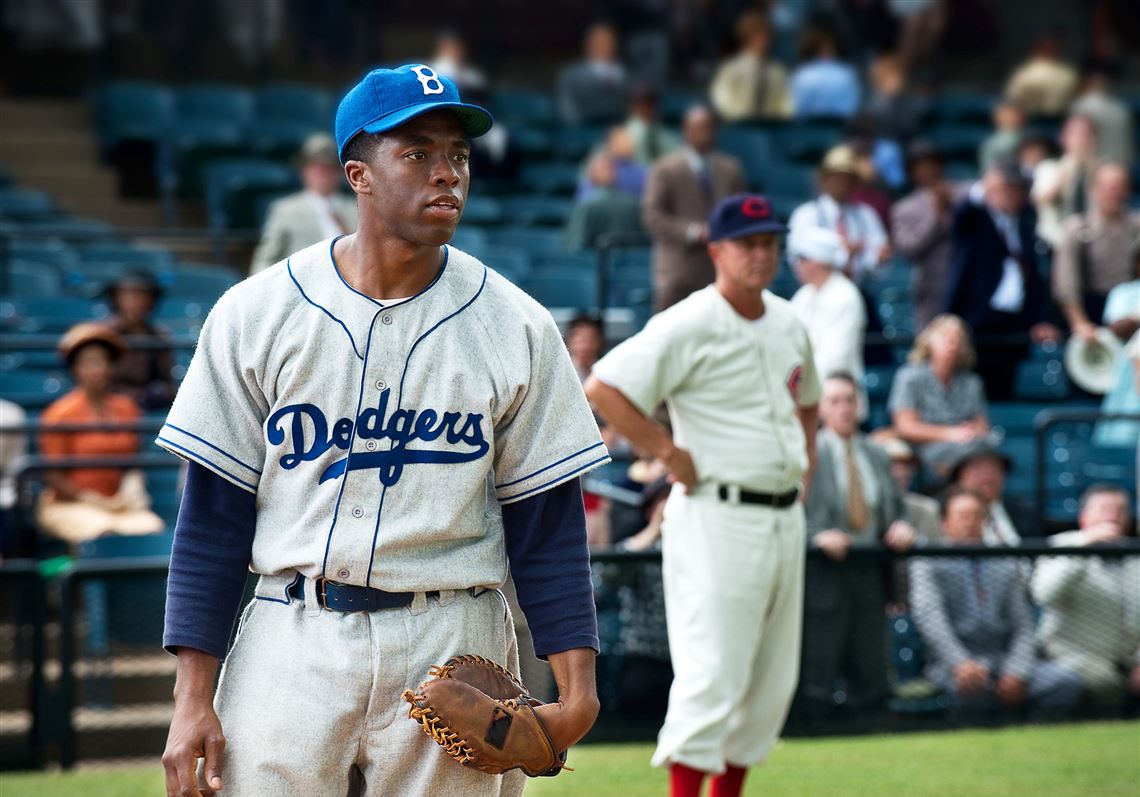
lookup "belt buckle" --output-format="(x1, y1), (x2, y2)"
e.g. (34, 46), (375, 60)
(316, 577), (330, 610)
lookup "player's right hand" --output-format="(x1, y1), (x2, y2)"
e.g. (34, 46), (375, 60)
(163, 696), (225, 796)
(661, 445), (698, 493)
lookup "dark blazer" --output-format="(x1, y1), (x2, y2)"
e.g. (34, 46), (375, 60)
(943, 199), (1048, 330)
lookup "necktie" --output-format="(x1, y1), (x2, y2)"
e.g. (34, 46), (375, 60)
(845, 441), (870, 531)
(1073, 168), (1087, 215)
(697, 161), (712, 199)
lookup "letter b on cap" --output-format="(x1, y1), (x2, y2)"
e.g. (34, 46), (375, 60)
(411, 65), (445, 96)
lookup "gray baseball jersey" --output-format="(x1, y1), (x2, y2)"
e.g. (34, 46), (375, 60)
(157, 238), (609, 592)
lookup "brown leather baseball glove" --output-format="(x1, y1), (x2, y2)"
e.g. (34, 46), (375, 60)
(402, 654), (569, 777)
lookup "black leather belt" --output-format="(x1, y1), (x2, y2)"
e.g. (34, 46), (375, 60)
(716, 484), (800, 508)
(288, 576), (438, 613)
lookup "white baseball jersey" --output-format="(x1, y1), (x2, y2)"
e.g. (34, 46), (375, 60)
(592, 285), (820, 494)
(158, 238), (609, 592)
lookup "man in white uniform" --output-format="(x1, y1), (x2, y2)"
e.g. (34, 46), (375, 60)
(789, 226), (868, 417)
(586, 193), (820, 797)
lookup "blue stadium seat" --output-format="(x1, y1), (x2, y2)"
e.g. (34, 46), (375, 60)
(169, 262), (241, 302)
(202, 158), (299, 230)
(177, 84), (255, 124)
(509, 126), (554, 161)
(717, 127), (774, 190)
(448, 227), (488, 258)
(987, 403), (1042, 439)
(248, 120), (325, 162)
(489, 90), (556, 127)
(3, 240), (80, 271)
(1014, 357), (1070, 401)
(0, 370), (70, 408)
(80, 243), (176, 272)
(493, 227), (565, 258)
(482, 247), (531, 284)
(775, 124), (842, 164)
(930, 90), (993, 124)
(863, 365), (898, 402)
(761, 165), (814, 210)
(460, 196), (505, 226)
(607, 277), (651, 308)
(0, 260), (63, 297)
(554, 126), (606, 160)
(533, 252), (597, 277)
(159, 118), (247, 199)
(521, 273), (598, 310)
(929, 124), (990, 162)
(660, 91), (705, 125)
(96, 81), (176, 151)
(2, 296), (107, 334)
(0, 189), (59, 222)
(500, 195), (574, 227)
(17, 217), (115, 239)
(519, 163), (581, 196)
(255, 84), (334, 127)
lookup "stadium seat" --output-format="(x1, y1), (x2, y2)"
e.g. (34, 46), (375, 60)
(481, 247), (531, 283)
(2, 240), (80, 271)
(449, 227), (488, 258)
(18, 217), (115, 239)
(177, 84), (255, 124)
(774, 124), (842, 164)
(0, 260), (64, 297)
(509, 126), (555, 161)
(554, 126), (606, 160)
(1013, 357), (1070, 401)
(533, 251), (597, 276)
(717, 126), (774, 190)
(987, 403), (1042, 439)
(863, 364), (898, 402)
(0, 189), (60, 222)
(500, 195), (574, 227)
(96, 81), (177, 152)
(202, 158), (299, 230)
(660, 91), (705, 125)
(2, 296), (107, 333)
(928, 124), (990, 162)
(459, 196), (505, 226)
(80, 243), (176, 272)
(158, 118), (248, 199)
(493, 227), (565, 258)
(255, 84), (334, 127)
(248, 120), (325, 162)
(521, 273), (598, 310)
(169, 262), (241, 302)
(930, 90), (993, 124)
(0, 370), (70, 408)
(761, 165), (815, 210)
(519, 163), (581, 196)
(489, 90), (557, 127)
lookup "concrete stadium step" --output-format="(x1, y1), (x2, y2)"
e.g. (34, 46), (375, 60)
(0, 99), (90, 131)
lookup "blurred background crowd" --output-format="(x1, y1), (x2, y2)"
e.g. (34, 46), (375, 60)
(0, 0), (1138, 768)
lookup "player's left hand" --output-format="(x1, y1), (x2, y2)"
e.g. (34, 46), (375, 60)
(533, 693), (601, 753)
(994, 674), (1027, 708)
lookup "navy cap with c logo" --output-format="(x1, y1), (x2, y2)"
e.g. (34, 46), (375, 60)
(707, 193), (787, 242)
(335, 64), (494, 163)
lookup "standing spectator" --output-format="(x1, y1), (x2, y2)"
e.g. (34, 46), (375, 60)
(943, 163), (1061, 400)
(892, 141), (966, 330)
(642, 106), (746, 310)
(1071, 59), (1134, 168)
(1032, 485), (1140, 712)
(869, 431), (942, 543)
(1053, 163), (1140, 342)
(789, 227), (868, 416)
(909, 487), (1083, 718)
(978, 99), (1026, 173)
(862, 53), (927, 144)
(101, 270), (176, 411)
(1003, 31), (1079, 116)
(428, 30), (487, 91)
(557, 23), (630, 126)
(565, 153), (643, 251)
(789, 27), (862, 120)
(801, 373), (916, 717)
(948, 442), (1039, 544)
(889, 314), (989, 477)
(623, 84), (682, 166)
(37, 324), (164, 544)
(789, 145), (890, 282)
(1094, 254), (1140, 448)
(1032, 114), (1100, 248)
(250, 133), (357, 274)
(709, 10), (793, 122)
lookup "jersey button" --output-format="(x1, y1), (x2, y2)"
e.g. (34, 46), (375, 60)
(351, 507), (364, 518)
(337, 568), (350, 580)
(375, 379), (387, 390)
(381, 314), (393, 325)
(365, 440), (377, 451)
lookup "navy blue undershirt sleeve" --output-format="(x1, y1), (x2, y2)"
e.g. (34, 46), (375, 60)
(502, 478), (599, 658)
(163, 462), (256, 659)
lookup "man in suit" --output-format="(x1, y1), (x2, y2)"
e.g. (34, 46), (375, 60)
(642, 105), (746, 310)
(556, 23), (630, 126)
(910, 487), (1083, 718)
(801, 373), (917, 716)
(250, 133), (358, 274)
(943, 162), (1060, 400)
(948, 442), (1039, 544)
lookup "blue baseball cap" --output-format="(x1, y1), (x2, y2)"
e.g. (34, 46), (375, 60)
(708, 193), (787, 242)
(334, 64), (494, 163)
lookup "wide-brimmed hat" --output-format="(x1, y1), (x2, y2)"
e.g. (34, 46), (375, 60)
(294, 132), (340, 167)
(819, 144), (859, 175)
(57, 322), (125, 363)
(947, 441), (1013, 483)
(1064, 328), (1124, 394)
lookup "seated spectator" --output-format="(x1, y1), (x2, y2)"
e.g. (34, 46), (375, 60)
(250, 133), (357, 274)
(889, 314), (990, 476)
(0, 399), (28, 554)
(565, 152), (643, 251)
(101, 270), (176, 411)
(566, 313), (606, 383)
(801, 373), (917, 716)
(789, 27), (861, 120)
(1003, 30), (1079, 117)
(909, 487), (1083, 718)
(642, 105), (746, 310)
(623, 84), (682, 166)
(1071, 59), (1134, 168)
(1032, 484), (1140, 712)
(948, 442), (1038, 544)
(789, 227), (867, 416)
(789, 145), (890, 282)
(892, 141), (968, 330)
(944, 162), (1060, 400)
(37, 324), (164, 545)
(428, 29), (487, 91)
(1053, 163), (1139, 342)
(978, 99), (1026, 173)
(1032, 114), (1101, 248)
(1094, 257), (1140, 447)
(557, 22), (630, 126)
(862, 53), (926, 144)
(579, 127), (648, 202)
(869, 432), (942, 543)
(709, 9), (792, 122)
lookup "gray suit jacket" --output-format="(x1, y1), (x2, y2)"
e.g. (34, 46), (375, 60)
(556, 62), (630, 125)
(909, 557), (1037, 688)
(642, 150), (746, 309)
(250, 191), (358, 274)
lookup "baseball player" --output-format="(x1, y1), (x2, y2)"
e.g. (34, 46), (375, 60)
(158, 64), (609, 797)
(585, 194), (820, 797)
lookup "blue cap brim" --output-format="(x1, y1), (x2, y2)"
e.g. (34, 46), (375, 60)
(710, 219), (787, 242)
(361, 101), (493, 140)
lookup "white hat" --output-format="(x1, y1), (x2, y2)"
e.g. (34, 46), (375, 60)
(1064, 328), (1124, 394)
(789, 226), (847, 269)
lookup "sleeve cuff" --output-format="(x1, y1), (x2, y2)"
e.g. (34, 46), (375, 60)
(156, 423), (261, 494)
(495, 442), (611, 504)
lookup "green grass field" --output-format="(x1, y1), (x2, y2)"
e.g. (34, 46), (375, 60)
(3, 721), (1137, 797)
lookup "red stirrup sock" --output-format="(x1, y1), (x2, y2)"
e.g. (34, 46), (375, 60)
(670, 762), (708, 797)
(708, 764), (748, 797)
